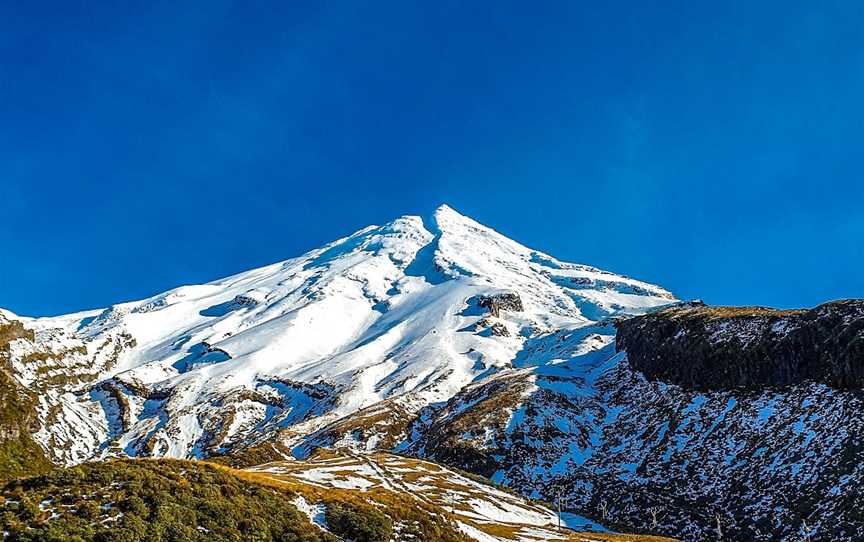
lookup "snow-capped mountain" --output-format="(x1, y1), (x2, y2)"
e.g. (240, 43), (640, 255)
(4, 205), (862, 540)
(3, 205), (673, 465)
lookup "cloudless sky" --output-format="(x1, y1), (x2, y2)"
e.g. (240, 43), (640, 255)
(2, 1), (863, 316)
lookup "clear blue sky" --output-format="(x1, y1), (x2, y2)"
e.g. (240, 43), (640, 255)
(2, 1), (862, 316)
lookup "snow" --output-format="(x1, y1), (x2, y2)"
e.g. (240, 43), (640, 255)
(291, 495), (328, 531)
(290, 466), (376, 490)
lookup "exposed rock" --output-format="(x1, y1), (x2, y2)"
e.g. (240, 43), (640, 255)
(477, 292), (524, 317)
(262, 377), (336, 402)
(489, 322), (510, 337)
(473, 318), (511, 337)
(474, 317), (492, 332)
(0, 315), (33, 348)
(292, 398), (416, 458)
(96, 381), (134, 433)
(233, 288), (268, 306)
(616, 299), (864, 390)
(408, 372), (536, 478)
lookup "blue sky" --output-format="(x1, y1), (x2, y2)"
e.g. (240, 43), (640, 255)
(2, 1), (862, 316)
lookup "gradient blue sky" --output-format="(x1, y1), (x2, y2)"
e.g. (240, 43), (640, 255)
(2, 1), (863, 316)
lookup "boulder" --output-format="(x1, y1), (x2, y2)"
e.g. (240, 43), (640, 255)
(477, 292), (524, 318)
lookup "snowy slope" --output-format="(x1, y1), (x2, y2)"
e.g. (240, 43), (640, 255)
(3, 204), (673, 465)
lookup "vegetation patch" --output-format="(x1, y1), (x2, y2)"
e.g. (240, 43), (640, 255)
(209, 442), (292, 469)
(0, 370), (53, 481)
(325, 501), (391, 542)
(0, 458), (337, 542)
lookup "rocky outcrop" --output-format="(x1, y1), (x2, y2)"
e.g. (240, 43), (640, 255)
(616, 300), (864, 391)
(233, 289), (267, 306)
(473, 318), (511, 337)
(477, 292), (524, 317)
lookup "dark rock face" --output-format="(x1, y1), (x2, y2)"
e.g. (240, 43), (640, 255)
(616, 300), (864, 391)
(488, 322), (510, 337)
(233, 293), (260, 306)
(473, 317), (511, 336)
(477, 292), (524, 318)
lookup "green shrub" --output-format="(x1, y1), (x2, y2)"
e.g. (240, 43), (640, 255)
(0, 459), (337, 542)
(325, 501), (392, 542)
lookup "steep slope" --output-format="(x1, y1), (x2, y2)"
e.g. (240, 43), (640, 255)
(618, 300), (864, 389)
(3, 205), (673, 465)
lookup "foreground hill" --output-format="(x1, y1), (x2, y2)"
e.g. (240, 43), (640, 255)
(0, 454), (675, 542)
(1, 459), (332, 542)
(245, 449), (612, 542)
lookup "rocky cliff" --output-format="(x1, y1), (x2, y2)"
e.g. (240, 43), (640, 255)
(617, 300), (864, 390)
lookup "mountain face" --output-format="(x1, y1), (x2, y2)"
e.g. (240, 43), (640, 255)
(3, 205), (861, 541)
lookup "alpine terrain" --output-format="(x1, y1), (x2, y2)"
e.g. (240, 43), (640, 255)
(1, 204), (861, 541)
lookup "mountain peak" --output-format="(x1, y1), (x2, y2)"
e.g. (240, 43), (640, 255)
(427, 203), (473, 230)
(428, 203), (499, 238)
(433, 202), (458, 215)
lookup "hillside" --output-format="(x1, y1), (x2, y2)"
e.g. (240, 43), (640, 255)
(403, 301), (864, 540)
(1, 459), (333, 542)
(246, 449), (608, 542)
(0, 455), (676, 542)
(617, 300), (864, 389)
